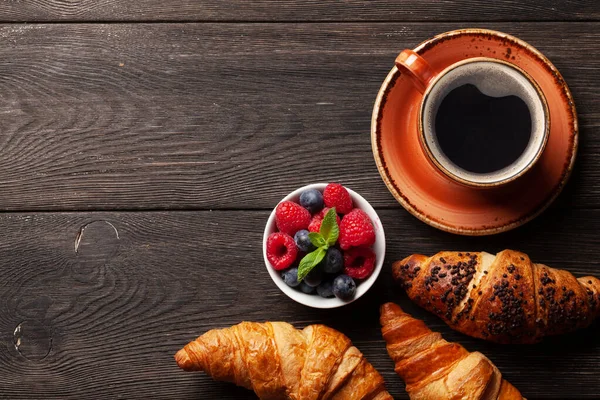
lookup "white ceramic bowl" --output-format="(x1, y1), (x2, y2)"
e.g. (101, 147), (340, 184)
(263, 183), (386, 309)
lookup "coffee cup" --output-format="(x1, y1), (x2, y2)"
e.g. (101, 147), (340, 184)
(395, 49), (549, 188)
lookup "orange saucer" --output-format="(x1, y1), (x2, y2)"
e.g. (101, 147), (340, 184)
(371, 29), (578, 236)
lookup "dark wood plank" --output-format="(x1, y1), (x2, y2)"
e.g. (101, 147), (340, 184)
(0, 1), (598, 22)
(0, 208), (599, 398)
(0, 22), (597, 211)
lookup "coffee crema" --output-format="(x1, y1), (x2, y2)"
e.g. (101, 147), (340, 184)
(421, 59), (547, 186)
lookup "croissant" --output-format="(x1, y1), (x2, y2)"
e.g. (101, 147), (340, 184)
(175, 321), (393, 399)
(380, 302), (524, 399)
(393, 250), (600, 343)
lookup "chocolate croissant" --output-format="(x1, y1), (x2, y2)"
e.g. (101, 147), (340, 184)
(380, 302), (524, 399)
(175, 321), (393, 399)
(393, 250), (600, 343)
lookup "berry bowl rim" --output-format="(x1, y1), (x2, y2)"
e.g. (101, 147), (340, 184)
(263, 183), (386, 309)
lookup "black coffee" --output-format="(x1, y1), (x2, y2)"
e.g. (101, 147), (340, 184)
(434, 84), (531, 174)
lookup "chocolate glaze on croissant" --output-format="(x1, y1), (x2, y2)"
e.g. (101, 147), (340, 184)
(393, 250), (600, 343)
(380, 302), (524, 399)
(175, 321), (393, 400)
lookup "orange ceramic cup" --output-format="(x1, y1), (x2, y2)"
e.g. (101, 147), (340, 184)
(395, 49), (550, 188)
(371, 29), (578, 235)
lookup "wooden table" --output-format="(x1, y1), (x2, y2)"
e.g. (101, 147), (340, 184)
(0, 2), (598, 399)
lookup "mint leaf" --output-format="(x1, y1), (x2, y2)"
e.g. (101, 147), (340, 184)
(308, 232), (326, 248)
(297, 247), (326, 281)
(320, 207), (340, 247)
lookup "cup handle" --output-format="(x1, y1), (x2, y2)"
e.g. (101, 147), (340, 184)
(395, 49), (435, 93)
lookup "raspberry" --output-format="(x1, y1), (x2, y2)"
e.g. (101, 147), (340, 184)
(338, 209), (375, 250)
(344, 247), (376, 279)
(308, 216), (322, 233)
(266, 232), (298, 271)
(323, 183), (353, 214)
(275, 201), (311, 235)
(308, 207), (341, 233)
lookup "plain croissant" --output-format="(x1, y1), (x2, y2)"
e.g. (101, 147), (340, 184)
(380, 302), (524, 399)
(175, 321), (393, 399)
(393, 250), (600, 343)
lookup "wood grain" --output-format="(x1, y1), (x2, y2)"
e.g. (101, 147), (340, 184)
(0, 11), (599, 399)
(0, 23), (597, 211)
(0, 208), (599, 398)
(0, 1), (598, 22)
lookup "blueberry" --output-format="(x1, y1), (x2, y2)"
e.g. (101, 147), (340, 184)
(294, 229), (315, 253)
(299, 189), (324, 214)
(299, 281), (316, 294)
(281, 267), (300, 288)
(333, 274), (356, 300)
(316, 280), (334, 298)
(324, 247), (343, 274)
(304, 266), (323, 287)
